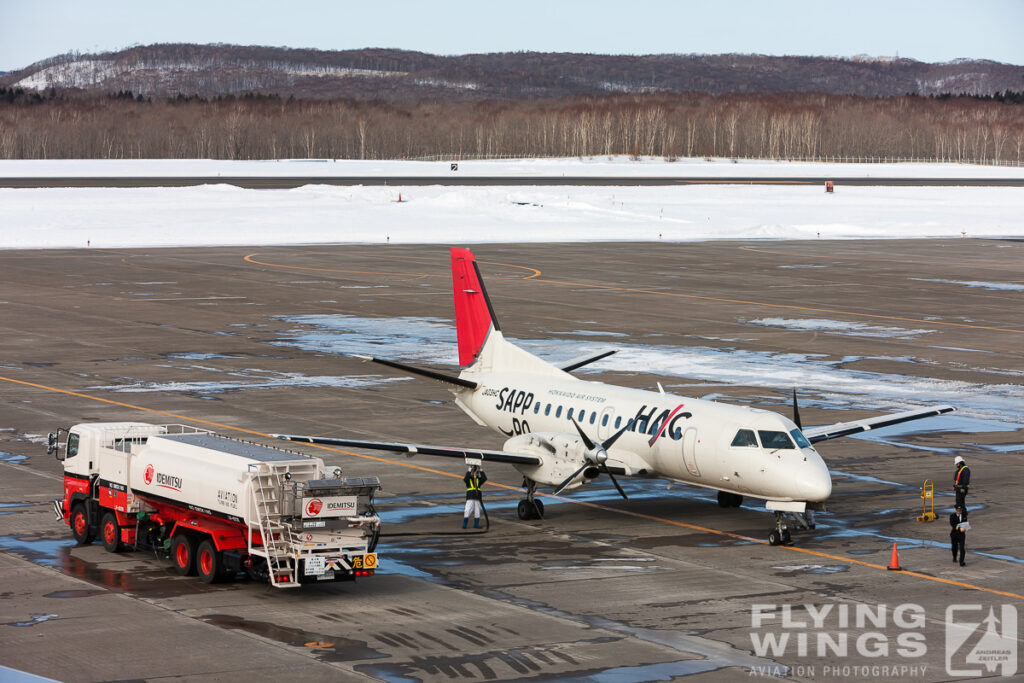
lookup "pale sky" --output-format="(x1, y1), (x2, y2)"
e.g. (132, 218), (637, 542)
(1, 0), (1022, 71)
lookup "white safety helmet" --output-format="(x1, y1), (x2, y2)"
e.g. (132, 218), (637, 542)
(954, 456), (964, 465)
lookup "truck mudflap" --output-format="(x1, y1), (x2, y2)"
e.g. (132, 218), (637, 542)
(53, 499), (65, 521)
(300, 553), (378, 583)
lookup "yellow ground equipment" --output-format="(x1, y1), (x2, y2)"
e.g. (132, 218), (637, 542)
(917, 479), (936, 522)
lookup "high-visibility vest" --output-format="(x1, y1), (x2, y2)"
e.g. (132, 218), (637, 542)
(467, 477), (482, 492)
(955, 466), (969, 486)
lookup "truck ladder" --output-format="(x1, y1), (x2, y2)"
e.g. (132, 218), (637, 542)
(248, 463), (299, 588)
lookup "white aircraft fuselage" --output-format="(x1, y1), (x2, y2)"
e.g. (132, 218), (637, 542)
(456, 374), (831, 501)
(456, 366), (831, 504)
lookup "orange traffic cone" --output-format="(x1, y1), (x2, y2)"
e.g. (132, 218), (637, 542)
(886, 543), (902, 571)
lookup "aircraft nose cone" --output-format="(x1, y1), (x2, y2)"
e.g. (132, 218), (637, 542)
(797, 455), (832, 501)
(799, 474), (832, 502)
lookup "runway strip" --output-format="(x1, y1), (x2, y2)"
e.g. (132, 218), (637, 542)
(4, 372), (1021, 601)
(4, 175), (1024, 189)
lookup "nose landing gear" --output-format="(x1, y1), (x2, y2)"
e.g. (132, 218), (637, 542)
(768, 523), (792, 547)
(768, 509), (815, 546)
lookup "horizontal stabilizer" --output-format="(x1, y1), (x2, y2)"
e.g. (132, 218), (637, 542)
(353, 355), (477, 390)
(560, 349), (618, 373)
(272, 434), (541, 465)
(803, 405), (956, 444)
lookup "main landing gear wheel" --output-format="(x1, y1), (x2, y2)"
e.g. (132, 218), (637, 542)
(100, 512), (122, 553)
(517, 478), (544, 520)
(172, 534), (197, 576)
(717, 491), (743, 508)
(70, 504), (94, 545)
(517, 499), (544, 520)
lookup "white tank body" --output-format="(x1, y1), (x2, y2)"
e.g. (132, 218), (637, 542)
(127, 432), (322, 525)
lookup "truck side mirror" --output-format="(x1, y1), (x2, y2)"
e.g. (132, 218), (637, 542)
(49, 432), (65, 460)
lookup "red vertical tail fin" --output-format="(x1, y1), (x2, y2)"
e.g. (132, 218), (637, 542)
(451, 248), (500, 367)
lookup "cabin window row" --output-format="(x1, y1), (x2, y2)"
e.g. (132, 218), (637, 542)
(530, 402), (692, 441)
(533, 402), (604, 425)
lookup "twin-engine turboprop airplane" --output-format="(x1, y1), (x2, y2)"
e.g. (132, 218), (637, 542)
(275, 248), (954, 544)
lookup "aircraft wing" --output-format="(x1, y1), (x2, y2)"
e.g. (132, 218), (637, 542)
(802, 405), (956, 444)
(271, 434), (542, 465)
(559, 349), (617, 373)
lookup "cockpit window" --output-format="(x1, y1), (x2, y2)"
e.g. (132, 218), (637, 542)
(758, 430), (795, 449)
(730, 429), (758, 447)
(790, 429), (811, 449)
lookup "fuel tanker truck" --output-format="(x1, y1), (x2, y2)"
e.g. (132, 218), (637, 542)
(50, 422), (382, 588)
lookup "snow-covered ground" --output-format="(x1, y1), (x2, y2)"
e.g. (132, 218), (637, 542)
(1, 158), (1021, 249)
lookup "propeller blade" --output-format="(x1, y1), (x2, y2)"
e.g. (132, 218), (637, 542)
(601, 423), (630, 450)
(792, 388), (803, 430)
(603, 467), (629, 500)
(553, 462), (590, 496)
(569, 418), (596, 451)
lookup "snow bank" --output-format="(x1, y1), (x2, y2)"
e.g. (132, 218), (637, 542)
(1, 159), (1021, 249)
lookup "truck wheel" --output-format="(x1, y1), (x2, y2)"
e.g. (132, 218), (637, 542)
(196, 539), (221, 584)
(171, 535), (197, 576)
(70, 504), (95, 545)
(100, 512), (122, 553)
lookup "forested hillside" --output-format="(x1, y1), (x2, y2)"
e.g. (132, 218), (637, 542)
(1, 45), (1021, 162)
(4, 44), (1023, 100)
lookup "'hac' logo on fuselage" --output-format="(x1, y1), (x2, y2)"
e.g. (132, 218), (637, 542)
(305, 498), (323, 517)
(144, 464), (154, 485)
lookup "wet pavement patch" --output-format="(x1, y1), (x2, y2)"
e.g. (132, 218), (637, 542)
(355, 643), (587, 681)
(0, 502), (31, 515)
(199, 614), (386, 663)
(0, 536), (76, 566)
(164, 352), (241, 360)
(4, 614), (58, 627)
(1, 537), (245, 598)
(54, 549), (243, 598)
(772, 564), (849, 575)
(0, 452), (28, 464)
(43, 589), (109, 599)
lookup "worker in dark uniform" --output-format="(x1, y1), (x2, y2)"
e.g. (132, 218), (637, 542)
(953, 455), (971, 510)
(949, 504), (968, 566)
(463, 464), (487, 529)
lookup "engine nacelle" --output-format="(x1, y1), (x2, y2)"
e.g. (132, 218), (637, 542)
(502, 432), (601, 491)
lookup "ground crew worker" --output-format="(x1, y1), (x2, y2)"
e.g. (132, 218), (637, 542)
(463, 464), (487, 529)
(953, 455), (971, 509)
(949, 504), (968, 566)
